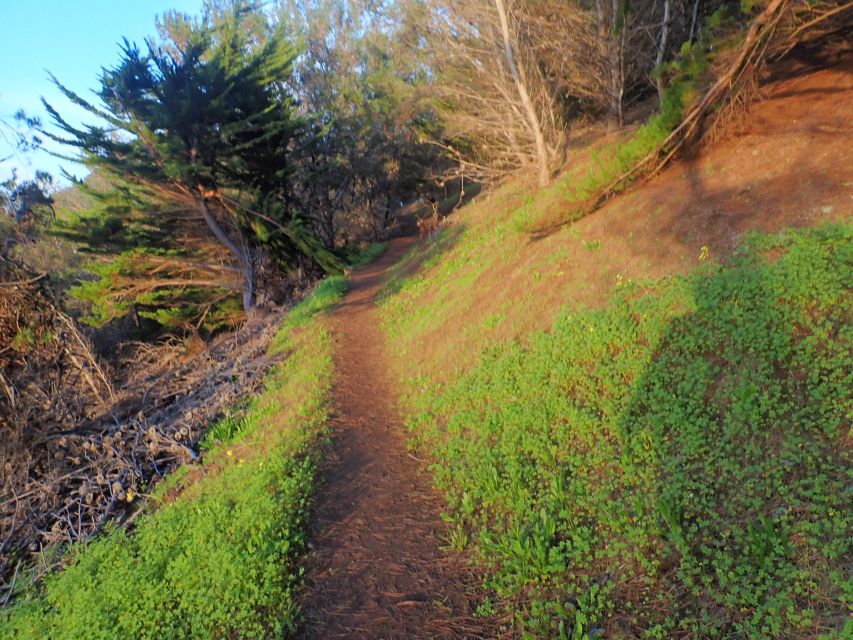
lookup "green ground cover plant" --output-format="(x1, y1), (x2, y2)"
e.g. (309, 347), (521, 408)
(382, 222), (852, 638)
(1, 276), (346, 640)
(340, 242), (387, 269)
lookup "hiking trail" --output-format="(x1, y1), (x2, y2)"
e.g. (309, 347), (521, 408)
(300, 229), (503, 639)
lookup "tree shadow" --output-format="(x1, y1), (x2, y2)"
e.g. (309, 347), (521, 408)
(608, 224), (849, 636)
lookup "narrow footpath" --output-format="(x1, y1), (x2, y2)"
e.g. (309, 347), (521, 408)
(300, 230), (502, 639)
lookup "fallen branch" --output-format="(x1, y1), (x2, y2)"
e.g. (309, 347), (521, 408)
(0, 273), (47, 288)
(591, 0), (789, 210)
(53, 309), (115, 402)
(1, 561), (21, 607)
(772, 1), (853, 59)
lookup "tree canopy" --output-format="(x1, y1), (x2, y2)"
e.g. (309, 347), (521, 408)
(11, 0), (841, 332)
(42, 5), (342, 314)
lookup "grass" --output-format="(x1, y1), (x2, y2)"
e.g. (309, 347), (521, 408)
(512, 101), (680, 235)
(381, 222), (852, 638)
(340, 241), (387, 269)
(378, 177), (634, 385)
(1, 275), (346, 640)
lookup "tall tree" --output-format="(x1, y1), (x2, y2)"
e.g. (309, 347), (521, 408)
(41, 6), (341, 312)
(494, 0), (551, 186)
(277, 0), (439, 242)
(402, 0), (564, 185)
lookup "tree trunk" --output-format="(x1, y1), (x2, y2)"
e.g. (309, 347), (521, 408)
(595, 0), (606, 37)
(656, 0), (671, 101)
(197, 196), (256, 311)
(242, 248), (257, 311)
(493, 0), (550, 187)
(689, 0), (701, 43)
(383, 192), (393, 234)
(608, 0), (626, 128)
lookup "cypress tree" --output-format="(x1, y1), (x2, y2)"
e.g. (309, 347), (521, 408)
(42, 7), (342, 312)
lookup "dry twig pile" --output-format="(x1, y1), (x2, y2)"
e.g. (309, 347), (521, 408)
(1, 256), (287, 602)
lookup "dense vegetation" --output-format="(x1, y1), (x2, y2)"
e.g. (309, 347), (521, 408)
(381, 206), (851, 637)
(1, 275), (346, 638)
(2, 1), (441, 334)
(43, 8), (345, 316)
(1, 0), (848, 637)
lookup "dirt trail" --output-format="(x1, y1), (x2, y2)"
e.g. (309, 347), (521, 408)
(300, 230), (502, 639)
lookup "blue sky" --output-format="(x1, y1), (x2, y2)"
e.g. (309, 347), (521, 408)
(0, 0), (204, 184)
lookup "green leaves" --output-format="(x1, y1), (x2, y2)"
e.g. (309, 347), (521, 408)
(384, 222), (852, 637)
(67, 248), (242, 331)
(41, 6), (343, 321)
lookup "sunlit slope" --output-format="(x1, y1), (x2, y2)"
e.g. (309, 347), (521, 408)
(379, 82), (852, 637)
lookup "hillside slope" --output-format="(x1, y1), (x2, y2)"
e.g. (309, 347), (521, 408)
(381, 46), (850, 387)
(379, 48), (851, 638)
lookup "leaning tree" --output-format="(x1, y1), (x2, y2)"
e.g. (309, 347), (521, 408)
(41, 7), (342, 312)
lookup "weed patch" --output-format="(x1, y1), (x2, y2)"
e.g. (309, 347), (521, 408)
(383, 223), (852, 638)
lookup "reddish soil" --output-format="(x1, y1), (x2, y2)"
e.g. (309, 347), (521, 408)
(299, 232), (506, 639)
(599, 41), (852, 260)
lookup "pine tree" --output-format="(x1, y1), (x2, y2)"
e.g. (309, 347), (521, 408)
(50, 172), (243, 332)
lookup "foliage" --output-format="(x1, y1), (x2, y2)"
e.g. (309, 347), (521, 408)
(341, 242), (387, 268)
(53, 175), (253, 333)
(277, 275), (348, 345)
(278, 0), (440, 244)
(41, 4), (342, 312)
(0, 171), (57, 256)
(68, 249), (243, 331)
(1, 272), (345, 639)
(0, 212), (12, 242)
(0, 110), (43, 166)
(49, 177), (168, 255)
(48, 173), (251, 332)
(404, 0), (736, 186)
(1, 171), (55, 222)
(381, 222), (852, 637)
